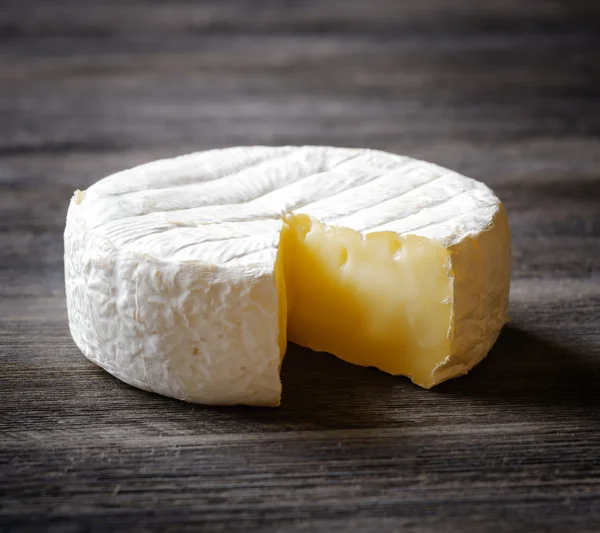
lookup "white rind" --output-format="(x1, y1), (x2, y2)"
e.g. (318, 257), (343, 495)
(65, 146), (511, 405)
(65, 211), (283, 406)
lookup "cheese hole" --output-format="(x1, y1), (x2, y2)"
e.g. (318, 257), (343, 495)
(339, 246), (349, 267)
(393, 247), (405, 262)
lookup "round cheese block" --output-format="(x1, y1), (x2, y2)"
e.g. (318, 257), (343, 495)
(65, 146), (511, 406)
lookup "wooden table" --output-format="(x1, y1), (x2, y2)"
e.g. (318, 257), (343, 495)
(1, 1), (599, 531)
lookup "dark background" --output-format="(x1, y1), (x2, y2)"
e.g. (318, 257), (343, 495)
(1, 1), (600, 532)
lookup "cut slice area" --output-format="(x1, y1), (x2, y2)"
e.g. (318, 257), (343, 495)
(282, 214), (454, 388)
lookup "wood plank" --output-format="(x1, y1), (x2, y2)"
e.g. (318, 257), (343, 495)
(1, 1), (599, 531)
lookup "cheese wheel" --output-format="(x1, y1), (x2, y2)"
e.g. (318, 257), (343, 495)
(65, 146), (511, 406)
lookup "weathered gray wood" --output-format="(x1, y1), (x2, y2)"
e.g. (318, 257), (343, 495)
(1, 1), (599, 531)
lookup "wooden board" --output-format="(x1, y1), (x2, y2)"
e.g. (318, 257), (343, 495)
(1, 1), (599, 531)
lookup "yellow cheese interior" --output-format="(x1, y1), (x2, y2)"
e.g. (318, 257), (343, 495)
(276, 214), (454, 388)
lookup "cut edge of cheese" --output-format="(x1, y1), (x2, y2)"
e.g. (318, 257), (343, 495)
(279, 205), (510, 390)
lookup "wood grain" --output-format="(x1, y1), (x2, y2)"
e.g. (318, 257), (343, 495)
(1, 1), (599, 531)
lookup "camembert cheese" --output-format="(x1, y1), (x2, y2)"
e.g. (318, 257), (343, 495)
(65, 146), (511, 406)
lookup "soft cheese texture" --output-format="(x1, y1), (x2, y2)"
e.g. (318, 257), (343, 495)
(65, 146), (511, 406)
(284, 218), (454, 387)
